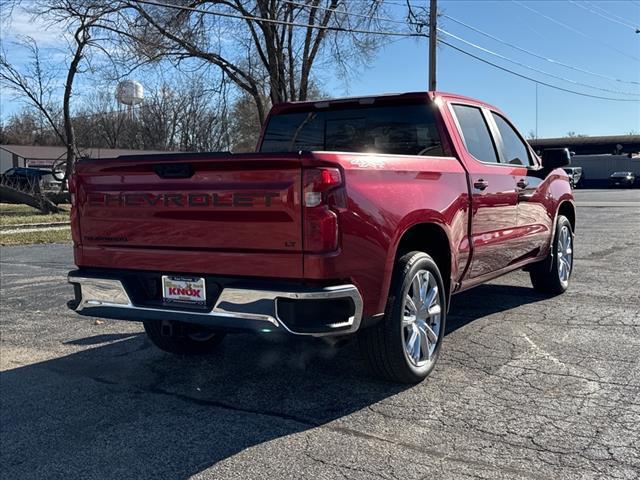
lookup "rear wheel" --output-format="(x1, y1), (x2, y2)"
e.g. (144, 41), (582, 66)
(530, 215), (573, 294)
(358, 251), (446, 383)
(143, 320), (225, 355)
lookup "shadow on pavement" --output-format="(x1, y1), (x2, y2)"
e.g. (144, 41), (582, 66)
(1, 333), (408, 479)
(447, 284), (549, 334)
(1, 282), (544, 479)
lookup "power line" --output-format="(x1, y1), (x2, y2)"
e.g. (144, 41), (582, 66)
(284, 1), (639, 96)
(585, 0), (640, 29)
(131, 0), (639, 102)
(282, 0), (417, 27)
(586, 0), (640, 31)
(379, 0), (423, 9)
(240, 0), (640, 92)
(442, 14), (639, 86)
(569, 0), (639, 32)
(512, 0), (640, 62)
(132, 0), (425, 38)
(438, 38), (639, 102)
(437, 28), (640, 97)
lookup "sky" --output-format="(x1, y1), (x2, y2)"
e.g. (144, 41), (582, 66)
(337, 0), (640, 138)
(1, 0), (639, 139)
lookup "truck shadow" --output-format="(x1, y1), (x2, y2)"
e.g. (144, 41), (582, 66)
(1, 283), (545, 479)
(446, 284), (549, 334)
(1, 333), (406, 479)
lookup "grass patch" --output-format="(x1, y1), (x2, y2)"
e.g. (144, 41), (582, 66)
(0, 227), (71, 246)
(0, 203), (70, 226)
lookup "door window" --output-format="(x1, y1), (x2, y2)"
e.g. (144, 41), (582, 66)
(452, 104), (499, 163)
(491, 113), (532, 166)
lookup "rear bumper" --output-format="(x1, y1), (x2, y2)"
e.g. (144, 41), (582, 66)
(68, 271), (363, 337)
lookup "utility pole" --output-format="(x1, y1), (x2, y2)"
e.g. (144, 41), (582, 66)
(429, 0), (437, 91)
(535, 82), (539, 139)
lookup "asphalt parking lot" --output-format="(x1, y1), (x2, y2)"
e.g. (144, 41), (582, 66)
(1, 189), (639, 480)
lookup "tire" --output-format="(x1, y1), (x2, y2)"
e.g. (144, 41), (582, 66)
(358, 251), (447, 384)
(143, 320), (225, 355)
(529, 215), (574, 294)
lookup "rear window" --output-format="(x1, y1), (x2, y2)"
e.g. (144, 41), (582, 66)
(260, 103), (444, 156)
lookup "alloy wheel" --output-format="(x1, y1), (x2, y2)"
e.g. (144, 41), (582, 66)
(557, 225), (573, 284)
(402, 269), (442, 366)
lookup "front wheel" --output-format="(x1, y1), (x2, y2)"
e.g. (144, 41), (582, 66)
(144, 320), (225, 355)
(358, 251), (446, 384)
(529, 215), (574, 294)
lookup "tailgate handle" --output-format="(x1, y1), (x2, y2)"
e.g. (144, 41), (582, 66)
(154, 164), (193, 179)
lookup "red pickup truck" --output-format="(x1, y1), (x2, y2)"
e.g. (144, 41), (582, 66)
(68, 91), (575, 383)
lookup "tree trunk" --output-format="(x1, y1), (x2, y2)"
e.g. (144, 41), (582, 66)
(60, 27), (89, 192)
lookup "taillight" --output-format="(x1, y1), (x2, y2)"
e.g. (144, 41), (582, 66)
(303, 167), (343, 253)
(304, 168), (341, 207)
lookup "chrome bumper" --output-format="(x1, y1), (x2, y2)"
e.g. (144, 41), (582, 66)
(68, 273), (363, 336)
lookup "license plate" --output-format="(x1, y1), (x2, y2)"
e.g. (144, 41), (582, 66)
(162, 275), (206, 305)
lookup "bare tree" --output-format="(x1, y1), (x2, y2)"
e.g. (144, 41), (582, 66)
(66, 76), (232, 152)
(228, 92), (262, 152)
(112, 0), (390, 125)
(70, 92), (127, 148)
(0, 108), (61, 146)
(1, 1), (117, 187)
(566, 131), (587, 138)
(0, 38), (66, 147)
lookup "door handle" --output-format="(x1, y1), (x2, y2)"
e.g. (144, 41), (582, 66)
(516, 178), (529, 189)
(473, 179), (489, 191)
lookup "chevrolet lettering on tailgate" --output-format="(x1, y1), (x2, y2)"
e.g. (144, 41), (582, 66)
(87, 192), (280, 207)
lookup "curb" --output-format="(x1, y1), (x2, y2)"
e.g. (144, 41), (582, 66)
(0, 221), (71, 232)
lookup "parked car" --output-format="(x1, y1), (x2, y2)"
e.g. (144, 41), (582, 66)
(609, 171), (636, 188)
(563, 166), (583, 188)
(67, 91), (575, 383)
(1, 166), (61, 192)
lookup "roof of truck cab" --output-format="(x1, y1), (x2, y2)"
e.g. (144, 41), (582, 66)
(270, 91), (502, 115)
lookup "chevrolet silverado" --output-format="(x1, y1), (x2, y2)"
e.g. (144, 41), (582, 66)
(68, 92), (575, 383)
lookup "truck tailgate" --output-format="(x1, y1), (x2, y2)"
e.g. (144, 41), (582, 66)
(74, 153), (303, 277)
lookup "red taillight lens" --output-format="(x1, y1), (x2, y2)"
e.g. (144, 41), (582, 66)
(303, 167), (343, 253)
(304, 167), (342, 207)
(304, 207), (339, 252)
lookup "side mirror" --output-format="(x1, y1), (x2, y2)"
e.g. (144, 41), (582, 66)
(541, 148), (571, 170)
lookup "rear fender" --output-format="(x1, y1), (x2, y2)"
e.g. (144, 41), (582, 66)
(378, 213), (456, 314)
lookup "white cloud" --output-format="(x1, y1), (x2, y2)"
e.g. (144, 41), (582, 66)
(2, 7), (67, 47)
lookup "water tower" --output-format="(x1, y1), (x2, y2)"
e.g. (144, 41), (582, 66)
(115, 80), (144, 119)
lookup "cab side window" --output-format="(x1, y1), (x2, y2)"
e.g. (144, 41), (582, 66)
(452, 104), (499, 163)
(491, 113), (533, 166)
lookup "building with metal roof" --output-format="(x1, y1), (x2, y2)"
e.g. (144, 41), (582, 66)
(0, 145), (172, 172)
(529, 135), (640, 156)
